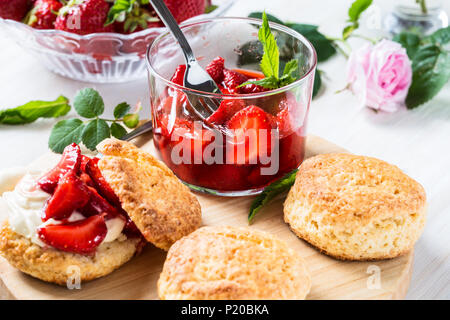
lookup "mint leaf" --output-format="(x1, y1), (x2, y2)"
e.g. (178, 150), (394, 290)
(0, 96), (70, 125)
(238, 76), (280, 89)
(348, 0), (372, 23)
(205, 5), (218, 14)
(105, 0), (135, 25)
(49, 119), (85, 153)
(74, 88), (104, 118)
(406, 44), (450, 109)
(248, 11), (285, 25)
(313, 69), (322, 98)
(248, 169), (298, 223)
(258, 12), (280, 79)
(113, 102), (131, 119)
(286, 23), (336, 62)
(123, 113), (139, 129)
(82, 119), (111, 151)
(111, 122), (127, 139)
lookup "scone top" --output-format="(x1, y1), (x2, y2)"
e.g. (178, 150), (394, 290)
(97, 139), (202, 251)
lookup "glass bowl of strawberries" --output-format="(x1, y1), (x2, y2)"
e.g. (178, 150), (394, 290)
(147, 16), (317, 196)
(0, 0), (234, 83)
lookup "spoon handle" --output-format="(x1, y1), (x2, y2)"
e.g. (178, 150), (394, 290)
(149, 0), (196, 63)
(120, 121), (153, 142)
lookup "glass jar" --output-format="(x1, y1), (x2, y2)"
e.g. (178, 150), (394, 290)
(147, 17), (317, 196)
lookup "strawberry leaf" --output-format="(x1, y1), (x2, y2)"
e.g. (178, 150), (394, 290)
(82, 119), (110, 151)
(74, 88), (104, 118)
(49, 119), (85, 153)
(110, 122), (127, 139)
(113, 102), (131, 119)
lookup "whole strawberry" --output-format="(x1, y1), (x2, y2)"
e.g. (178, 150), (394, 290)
(163, 0), (205, 23)
(54, 0), (113, 35)
(26, 0), (62, 29)
(0, 0), (30, 21)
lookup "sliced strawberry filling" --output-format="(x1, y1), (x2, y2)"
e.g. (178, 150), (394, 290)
(36, 144), (141, 255)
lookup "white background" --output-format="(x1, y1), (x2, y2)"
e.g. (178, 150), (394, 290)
(0, 0), (449, 299)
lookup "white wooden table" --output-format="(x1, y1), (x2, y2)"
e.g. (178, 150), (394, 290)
(0, 0), (448, 299)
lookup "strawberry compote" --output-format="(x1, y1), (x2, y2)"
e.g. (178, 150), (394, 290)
(152, 57), (309, 194)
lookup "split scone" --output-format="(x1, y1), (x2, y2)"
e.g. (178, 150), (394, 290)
(158, 226), (311, 300)
(284, 153), (427, 261)
(0, 139), (201, 285)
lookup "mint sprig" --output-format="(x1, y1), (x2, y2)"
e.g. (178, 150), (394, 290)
(240, 12), (299, 90)
(248, 169), (298, 224)
(0, 96), (70, 125)
(49, 88), (141, 153)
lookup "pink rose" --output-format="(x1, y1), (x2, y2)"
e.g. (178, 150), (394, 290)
(347, 39), (412, 112)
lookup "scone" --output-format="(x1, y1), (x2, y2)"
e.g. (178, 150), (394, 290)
(158, 226), (311, 300)
(0, 140), (201, 285)
(284, 153), (426, 261)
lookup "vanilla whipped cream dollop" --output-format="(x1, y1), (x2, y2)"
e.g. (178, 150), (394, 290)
(2, 171), (126, 248)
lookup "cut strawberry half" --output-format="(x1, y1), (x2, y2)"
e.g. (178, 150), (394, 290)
(85, 158), (121, 208)
(80, 186), (121, 220)
(37, 214), (107, 255)
(37, 143), (81, 194)
(206, 56), (225, 83)
(43, 171), (90, 222)
(226, 105), (273, 164)
(170, 64), (186, 86)
(222, 69), (249, 93)
(206, 99), (246, 126)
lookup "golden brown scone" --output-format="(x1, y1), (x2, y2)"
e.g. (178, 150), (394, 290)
(158, 226), (311, 300)
(97, 139), (202, 251)
(0, 222), (140, 285)
(284, 153), (427, 261)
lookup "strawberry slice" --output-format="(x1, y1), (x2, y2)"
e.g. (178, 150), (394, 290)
(37, 143), (81, 194)
(170, 64), (186, 86)
(37, 215), (107, 255)
(85, 158), (121, 207)
(43, 171), (90, 221)
(81, 186), (120, 219)
(206, 99), (246, 125)
(222, 69), (249, 93)
(206, 56), (225, 83)
(226, 105), (273, 164)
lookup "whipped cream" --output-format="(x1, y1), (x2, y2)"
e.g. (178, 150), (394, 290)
(2, 172), (126, 249)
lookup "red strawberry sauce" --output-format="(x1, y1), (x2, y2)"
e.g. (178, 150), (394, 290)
(152, 57), (308, 192)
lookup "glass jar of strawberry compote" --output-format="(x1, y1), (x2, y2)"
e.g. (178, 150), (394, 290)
(146, 17), (317, 196)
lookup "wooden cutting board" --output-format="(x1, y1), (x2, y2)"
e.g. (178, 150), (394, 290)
(0, 135), (413, 300)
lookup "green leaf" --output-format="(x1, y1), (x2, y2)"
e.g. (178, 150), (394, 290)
(258, 12), (280, 79)
(110, 122), (127, 139)
(342, 24), (357, 40)
(348, 0), (372, 23)
(313, 69), (322, 98)
(0, 95), (70, 125)
(238, 76), (280, 90)
(204, 5), (218, 14)
(123, 113), (139, 129)
(105, 0), (135, 25)
(425, 26), (450, 45)
(282, 59), (298, 77)
(248, 12), (285, 25)
(81, 119), (111, 151)
(393, 31), (421, 58)
(406, 44), (450, 108)
(287, 23), (336, 62)
(248, 169), (298, 223)
(48, 119), (85, 153)
(113, 102), (131, 119)
(74, 88), (105, 118)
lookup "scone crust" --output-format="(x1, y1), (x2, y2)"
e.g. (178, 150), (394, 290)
(97, 139), (202, 251)
(0, 222), (139, 285)
(284, 153), (427, 260)
(158, 226), (311, 300)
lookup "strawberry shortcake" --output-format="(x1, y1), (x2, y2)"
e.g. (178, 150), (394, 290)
(0, 139), (201, 285)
